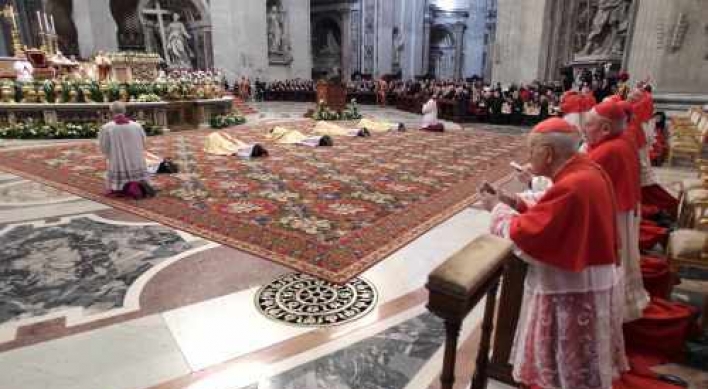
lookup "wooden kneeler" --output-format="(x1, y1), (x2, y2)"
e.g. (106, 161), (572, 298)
(426, 234), (516, 389)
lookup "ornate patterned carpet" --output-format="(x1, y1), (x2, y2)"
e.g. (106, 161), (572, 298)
(0, 123), (525, 283)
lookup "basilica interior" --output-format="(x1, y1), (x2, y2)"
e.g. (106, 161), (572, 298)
(0, 1), (707, 389)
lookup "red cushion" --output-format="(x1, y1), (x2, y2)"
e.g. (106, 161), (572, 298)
(641, 256), (673, 299)
(624, 298), (697, 360)
(640, 222), (668, 251)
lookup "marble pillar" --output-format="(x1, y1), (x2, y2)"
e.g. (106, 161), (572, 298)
(491, 0), (548, 84)
(464, 0), (487, 78)
(74, 0), (118, 58)
(453, 22), (465, 79)
(341, 10), (351, 81)
(376, 0), (394, 76)
(626, 0), (708, 108)
(423, 10), (432, 75)
(406, 0), (428, 77)
(361, 0), (376, 74)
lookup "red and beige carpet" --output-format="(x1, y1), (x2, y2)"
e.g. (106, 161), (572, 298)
(0, 124), (525, 282)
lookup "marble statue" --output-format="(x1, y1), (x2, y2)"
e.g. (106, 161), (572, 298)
(579, 0), (630, 57)
(321, 30), (340, 56)
(166, 13), (193, 68)
(392, 27), (405, 70)
(267, 5), (284, 53)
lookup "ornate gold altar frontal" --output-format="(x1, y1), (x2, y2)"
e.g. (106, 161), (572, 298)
(108, 52), (161, 82)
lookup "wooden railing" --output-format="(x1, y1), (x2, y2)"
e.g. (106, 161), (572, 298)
(426, 234), (527, 389)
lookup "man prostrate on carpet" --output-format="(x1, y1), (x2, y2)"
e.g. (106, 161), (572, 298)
(268, 126), (334, 147)
(480, 117), (628, 389)
(204, 132), (268, 158)
(98, 102), (152, 195)
(584, 100), (650, 322)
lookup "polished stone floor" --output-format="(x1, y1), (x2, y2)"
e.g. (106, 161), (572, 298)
(0, 103), (699, 389)
(0, 104), (520, 389)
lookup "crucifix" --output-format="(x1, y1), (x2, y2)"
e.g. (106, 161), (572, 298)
(142, 1), (170, 62)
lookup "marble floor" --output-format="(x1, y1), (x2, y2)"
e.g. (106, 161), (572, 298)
(0, 104), (698, 389)
(0, 104), (525, 389)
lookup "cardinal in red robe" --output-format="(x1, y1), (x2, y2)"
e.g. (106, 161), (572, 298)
(584, 100), (650, 322)
(481, 118), (628, 389)
(627, 89), (678, 219)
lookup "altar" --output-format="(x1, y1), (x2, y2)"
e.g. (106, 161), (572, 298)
(316, 80), (347, 112)
(0, 97), (233, 130)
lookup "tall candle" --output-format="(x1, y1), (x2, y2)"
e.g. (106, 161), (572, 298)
(36, 11), (43, 32)
(9, 8), (17, 29)
(44, 12), (50, 35)
(50, 14), (56, 34)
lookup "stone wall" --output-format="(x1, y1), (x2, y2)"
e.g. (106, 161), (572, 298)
(626, 0), (708, 104)
(492, 0), (548, 85)
(211, 0), (311, 81)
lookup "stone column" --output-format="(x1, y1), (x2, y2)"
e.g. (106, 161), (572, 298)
(74, 0), (118, 57)
(492, 0), (548, 85)
(453, 22), (466, 79)
(422, 11), (432, 75)
(342, 10), (352, 81)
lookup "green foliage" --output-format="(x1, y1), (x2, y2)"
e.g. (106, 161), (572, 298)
(313, 99), (362, 121)
(0, 121), (163, 139)
(209, 112), (246, 129)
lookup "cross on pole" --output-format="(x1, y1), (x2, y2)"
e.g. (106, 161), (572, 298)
(142, 1), (171, 62)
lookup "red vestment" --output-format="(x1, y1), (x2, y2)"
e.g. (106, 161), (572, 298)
(588, 135), (641, 213)
(510, 154), (618, 272)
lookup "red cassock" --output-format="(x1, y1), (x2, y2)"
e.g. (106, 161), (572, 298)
(632, 91), (654, 125)
(588, 135), (642, 213)
(642, 185), (679, 219)
(624, 117), (648, 150)
(510, 154), (618, 271)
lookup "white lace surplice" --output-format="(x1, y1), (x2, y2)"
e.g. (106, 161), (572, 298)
(639, 121), (657, 186)
(617, 209), (650, 322)
(490, 204), (629, 389)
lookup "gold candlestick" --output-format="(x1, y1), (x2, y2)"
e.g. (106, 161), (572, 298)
(39, 31), (48, 53)
(2, 5), (23, 56)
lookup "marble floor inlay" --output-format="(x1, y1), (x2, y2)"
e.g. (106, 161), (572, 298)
(255, 273), (377, 327)
(0, 215), (195, 327)
(0, 180), (78, 206)
(240, 312), (444, 389)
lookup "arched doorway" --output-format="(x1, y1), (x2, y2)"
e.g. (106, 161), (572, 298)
(429, 26), (455, 79)
(311, 16), (342, 80)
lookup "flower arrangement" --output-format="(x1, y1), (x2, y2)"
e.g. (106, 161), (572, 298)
(137, 94), (162, 102)
(0, 121), (163, 139)
(2, 78), (222, 104)
(313, 99), (362, 121)
(209, 111), (246, 129)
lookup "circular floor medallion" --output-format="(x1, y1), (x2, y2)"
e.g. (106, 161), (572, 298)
(255, 273), (378, 327)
